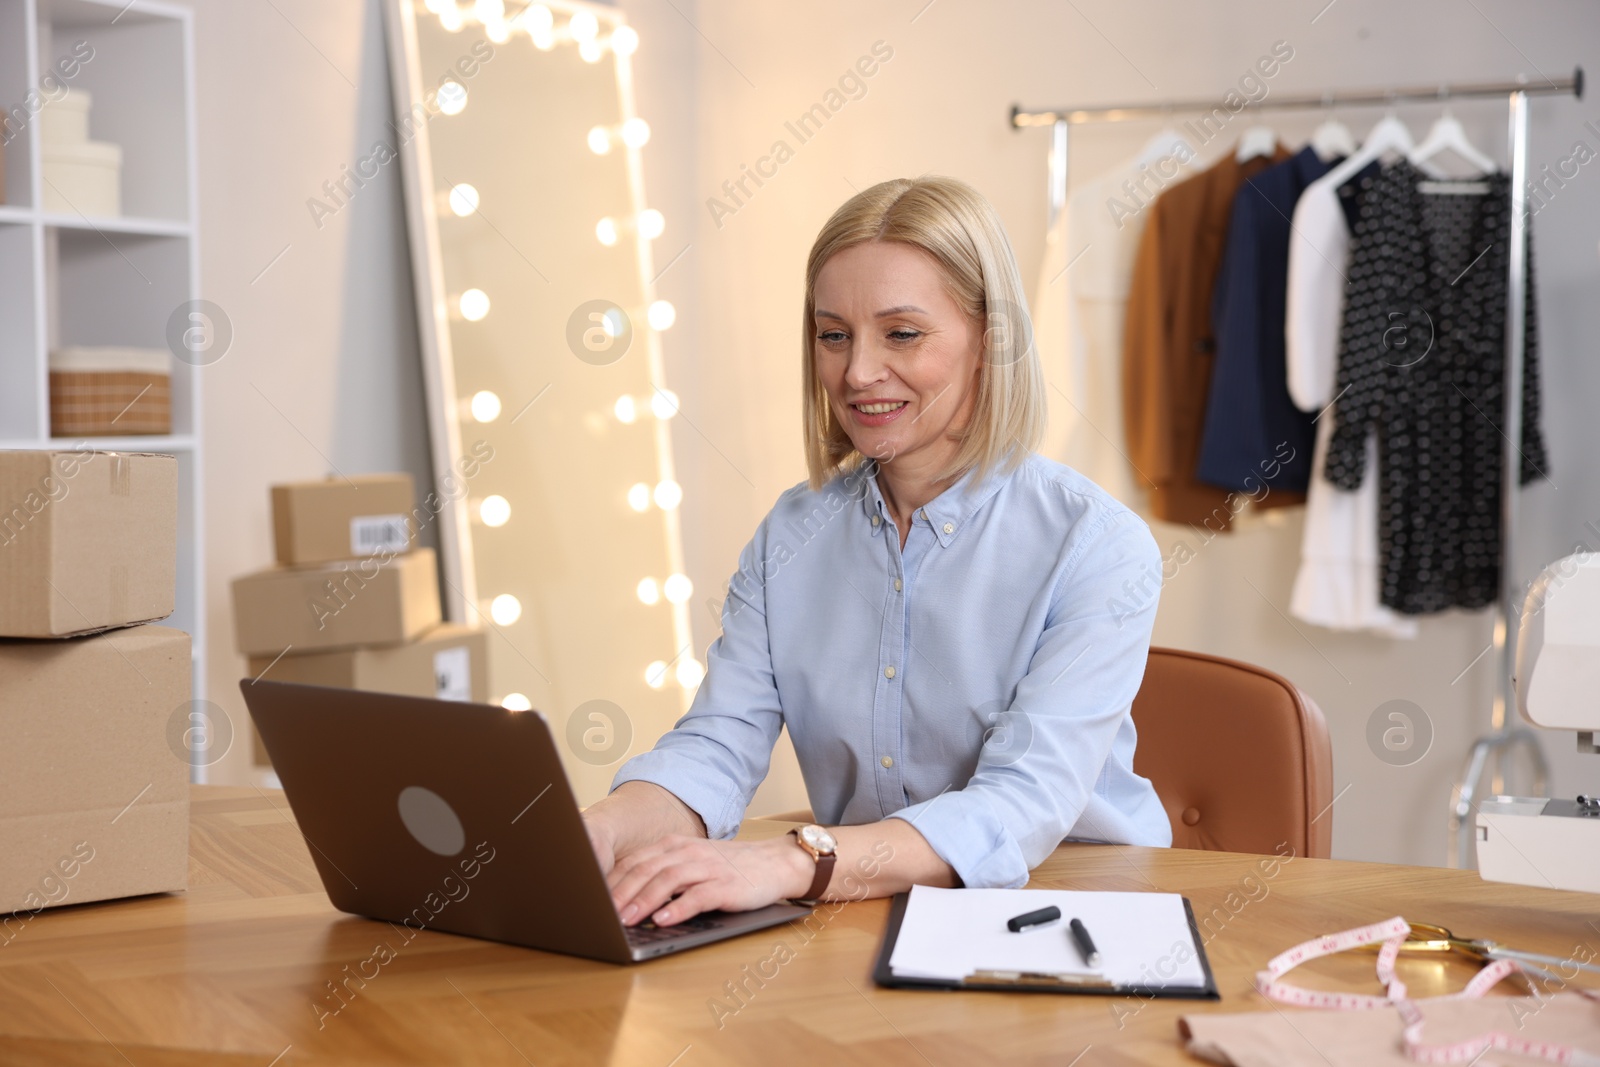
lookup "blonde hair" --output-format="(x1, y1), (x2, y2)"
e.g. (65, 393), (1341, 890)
(801, 175), (1046, 491)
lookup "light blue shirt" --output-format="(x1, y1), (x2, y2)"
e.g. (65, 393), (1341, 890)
(611, 451), (1172, 888)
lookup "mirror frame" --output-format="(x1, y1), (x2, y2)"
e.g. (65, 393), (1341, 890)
(382, 0), (697, 714)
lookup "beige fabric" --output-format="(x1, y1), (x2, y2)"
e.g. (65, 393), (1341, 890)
(1180, 993), (1600, 1067)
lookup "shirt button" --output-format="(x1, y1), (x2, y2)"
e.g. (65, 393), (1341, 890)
(917, 509), (926, 521)
(870, 515), (880, 527)
(943, 522), (954, 534)
(894, 578), (903, 591)
(881, 756), (894, 769)
(884, 665), (896, 679)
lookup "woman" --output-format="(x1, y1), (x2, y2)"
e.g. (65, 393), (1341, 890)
(585, 175), (1169, 928)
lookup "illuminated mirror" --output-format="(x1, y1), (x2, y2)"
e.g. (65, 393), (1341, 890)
(385, 0), (693, 804)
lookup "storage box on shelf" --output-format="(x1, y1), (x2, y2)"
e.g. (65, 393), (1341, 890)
(40, 87), (121, 217)
(48, 346), (173, 437)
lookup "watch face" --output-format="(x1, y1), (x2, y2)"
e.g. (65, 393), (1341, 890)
(800, 824), (837, 854)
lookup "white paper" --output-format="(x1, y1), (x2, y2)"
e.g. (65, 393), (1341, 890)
(887, 885), (1207, 988)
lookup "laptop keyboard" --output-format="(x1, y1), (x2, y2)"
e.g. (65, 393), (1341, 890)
(625, 914), (724, 945)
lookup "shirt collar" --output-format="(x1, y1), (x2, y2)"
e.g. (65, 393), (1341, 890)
(850, 455), (1015, 548)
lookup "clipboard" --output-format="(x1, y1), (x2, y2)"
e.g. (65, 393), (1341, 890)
(872, 891), (1221, 998)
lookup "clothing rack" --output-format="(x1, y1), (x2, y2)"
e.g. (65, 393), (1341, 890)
(1011, 67), (1584, 868)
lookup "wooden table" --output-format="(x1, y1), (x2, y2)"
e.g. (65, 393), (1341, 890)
(2, 786), (1596, 1065)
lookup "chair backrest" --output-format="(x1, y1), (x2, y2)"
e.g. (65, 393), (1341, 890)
(1131, 647), (1333, 859)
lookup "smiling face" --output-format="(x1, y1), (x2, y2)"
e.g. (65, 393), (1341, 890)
(811, 241), (983, 474)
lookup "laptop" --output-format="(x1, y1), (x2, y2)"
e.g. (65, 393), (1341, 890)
(239, 679), (811, 964)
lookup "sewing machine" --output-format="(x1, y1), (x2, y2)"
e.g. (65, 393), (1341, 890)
(1475, 552), (1600, 894)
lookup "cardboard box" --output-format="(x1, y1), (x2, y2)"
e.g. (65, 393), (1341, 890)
(272, 473), (415, 565)
(231, 546), (441, 657)
(0, 625), (190, 915)
(246, 622), (488, 766)
(0, 450), (178, 637)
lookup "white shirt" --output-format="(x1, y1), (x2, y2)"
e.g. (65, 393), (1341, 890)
(1285, 173), (1418, 638)
(1033, 134), (1196, 509)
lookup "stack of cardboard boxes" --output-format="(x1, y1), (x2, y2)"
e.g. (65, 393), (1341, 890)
(231, 474), (487, 768)
(0, 450), (190, 920)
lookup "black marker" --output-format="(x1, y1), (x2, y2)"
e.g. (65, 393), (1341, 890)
(1006, 905), (1061, 932)
(1069, 917), (1101, 967)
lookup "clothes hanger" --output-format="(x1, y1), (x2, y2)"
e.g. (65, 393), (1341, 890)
(1310, 91), (1356, 162)
(1409, 97), (1497, 175)
(1235, 124), (1277, 162)
(1135, 103), (1192, 166)
(1317, 96), (1441, 189)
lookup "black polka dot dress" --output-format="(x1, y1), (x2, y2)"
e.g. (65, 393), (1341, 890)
(1324, 159), (1547, 615)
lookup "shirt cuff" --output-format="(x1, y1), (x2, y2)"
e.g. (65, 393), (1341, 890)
(886, 789), (1033, 890)
(609, 749), (748, 841)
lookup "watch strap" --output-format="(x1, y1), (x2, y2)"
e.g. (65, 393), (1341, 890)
(801, 852), (835, 905)
(788, 827), (836, 905)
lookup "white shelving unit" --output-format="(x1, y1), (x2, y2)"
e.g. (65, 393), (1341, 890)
(0, 0), (204, 775)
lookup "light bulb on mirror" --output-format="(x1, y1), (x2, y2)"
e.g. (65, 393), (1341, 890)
(521, 3), (554, 32)
(652, 479), (682, 510)
(620, 117), (650, 148)
(568, 10), (598, 42)
(478, 494), (511, 527)
(637, 208), (665, 239)
(676, 657), (705, 689)
(645, 660), (668, 689)
(587, 126), (611, 155)
(626, 482), (651, 512)
(611, 26), (639, 58)
(501, 693), (532, 711)
(578, 39), (602, 63)
(647, 299), (675, 330)
(438, 6), (463, 32)
(663, 573), (693, 604)
(530, 25), (555, 49)
(448, 183), (480, 216)
(424, 0), (451, 13)
(613, 395), (637, 423)
(595, 217), (619, 246)
(469, 390), (501, 422)
(438, 81), (467, 112)
(650, 388), (680, 419)
(636, 577), (660, 605)
(459, 288), (490, 322)
(474, 0), (504, 20)
(490, 593), (522, 626)
(485, 19), (509, 43)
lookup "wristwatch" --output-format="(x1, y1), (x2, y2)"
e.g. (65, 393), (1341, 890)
(787, 823), (837, 906)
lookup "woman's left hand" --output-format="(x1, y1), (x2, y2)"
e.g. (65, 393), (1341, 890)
(606, 834), (811, 926)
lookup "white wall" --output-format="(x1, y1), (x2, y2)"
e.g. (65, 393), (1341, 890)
(190, 0), (1600, 866)
(192, 0), (435, 787)
(619, 0), (1600, 865)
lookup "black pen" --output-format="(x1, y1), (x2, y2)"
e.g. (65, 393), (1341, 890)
(1006, 905), (1061, 932)
(1069, 917), (1101, 967)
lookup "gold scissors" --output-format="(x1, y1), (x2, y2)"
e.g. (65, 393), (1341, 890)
(1385, 922), (1600, 987)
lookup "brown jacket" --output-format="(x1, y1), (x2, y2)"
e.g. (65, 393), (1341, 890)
(1122, 146), (1303, 531)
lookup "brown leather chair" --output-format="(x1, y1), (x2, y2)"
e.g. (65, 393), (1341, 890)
(1132, 647), (1332, 859)
(759, 647), (1333, 859)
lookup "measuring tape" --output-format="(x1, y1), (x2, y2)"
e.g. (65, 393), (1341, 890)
(1254, 916), (1600, 1065)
